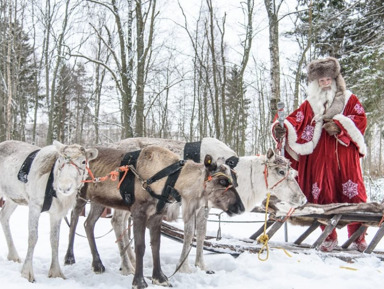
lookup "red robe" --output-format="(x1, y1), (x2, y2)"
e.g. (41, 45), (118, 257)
(273, 92), (367, 205)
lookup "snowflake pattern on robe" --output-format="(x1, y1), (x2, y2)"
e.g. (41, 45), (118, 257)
(296, 111), (304, 122)
(354, 103), (365, 114)
(312, 182), (320, 200)
(301, 125), (314, 141)
(342, 180), (359, 199)
(347, 115), (355, 120)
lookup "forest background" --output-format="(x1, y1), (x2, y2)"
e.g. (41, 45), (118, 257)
(0, 0), (383, 192)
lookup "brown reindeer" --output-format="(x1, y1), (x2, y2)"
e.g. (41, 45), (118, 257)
(78, 145), (244, 289)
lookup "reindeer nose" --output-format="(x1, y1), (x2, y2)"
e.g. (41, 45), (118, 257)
(228, 197), (245, 215)
(58, 184), (74, 195)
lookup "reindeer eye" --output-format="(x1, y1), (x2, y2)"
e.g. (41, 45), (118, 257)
(219, 178), (229, 187)
(82, 160), (86, 165)
(277, 169), (285, 176)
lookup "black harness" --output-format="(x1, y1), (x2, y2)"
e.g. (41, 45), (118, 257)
(143, 160), (185, 213)
(17, 149), (40, 183)
(41, 166), (57, 212)
(183, 141), (201, 163)
(119, 150), (141, 205)
(119, 150), (184, 212)
(17, 149), (57, 212)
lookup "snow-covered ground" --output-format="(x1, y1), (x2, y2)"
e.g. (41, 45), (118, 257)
(1, 195), (384, 289)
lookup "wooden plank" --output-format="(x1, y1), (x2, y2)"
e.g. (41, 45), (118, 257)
(249, 219), (275, 240)
(311, 214), (342, 249)
(341, 225), (367, 249)
(266, 218), (286, 239)
(365, 223), (384, 254)
(294, 220), (321, 245)
(293, 213), (383, 224)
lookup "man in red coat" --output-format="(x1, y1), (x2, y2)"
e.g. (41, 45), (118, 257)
(272, 57), (368, 252)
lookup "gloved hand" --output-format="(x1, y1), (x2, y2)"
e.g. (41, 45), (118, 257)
(323, 121), (341, 136)
(274, 124), (286, 139)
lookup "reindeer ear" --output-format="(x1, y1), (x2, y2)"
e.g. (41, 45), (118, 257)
(204, 154), (217, 171)
(225, 156), (239, 169)
(53, 140), (64, 150)
(86, 148), (98, 161)
(267, 148), (274, 159)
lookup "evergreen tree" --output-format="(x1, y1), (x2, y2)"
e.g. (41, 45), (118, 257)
(0, 20), (36, 141)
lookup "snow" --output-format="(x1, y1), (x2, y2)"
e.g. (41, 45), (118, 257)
(1, 203), (384, 289)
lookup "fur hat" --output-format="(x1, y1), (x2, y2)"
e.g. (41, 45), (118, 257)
(307, 57), (346, 94)
(307, 57), (340, 82)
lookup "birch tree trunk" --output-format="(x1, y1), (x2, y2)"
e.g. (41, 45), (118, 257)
(206, 0), (221, 139)
(42, 0), (52, 143)
(264, 0), (282, 122)
(237, 0), (254, 155)
(135, 0), (156, 137)
(5, 0), (13, 140)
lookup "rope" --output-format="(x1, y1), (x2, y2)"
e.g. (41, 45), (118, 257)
(64, 216), (114, 239)
(114, 221), (135, 255)
(270, 207), (296, 223)
(257, 192), (271, 261)
(82, 165), (130, 189)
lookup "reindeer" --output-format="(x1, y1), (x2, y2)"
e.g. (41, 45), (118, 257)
(0, 140), (98, 282)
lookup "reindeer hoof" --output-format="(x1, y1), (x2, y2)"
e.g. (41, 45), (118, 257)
(64, 255), (76, 265)
(92, 262), (105, 273)
(132, 277), (148, 289)
(205, 270), (215, 274)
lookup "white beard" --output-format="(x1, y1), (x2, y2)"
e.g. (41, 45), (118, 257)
(306, 81), (337, 116)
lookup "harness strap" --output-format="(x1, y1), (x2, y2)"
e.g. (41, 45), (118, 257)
(119, 150), (141, 205)
(155, 167), (182, 213)
(143, 160), (185, 214)
(41, 165), (57, 212)
(17, 149), (40, 183)
(146, 160), (185, 186)
(184, 141), (201, 163)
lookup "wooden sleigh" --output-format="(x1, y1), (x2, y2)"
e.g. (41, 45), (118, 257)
(161, 201), (384, 261)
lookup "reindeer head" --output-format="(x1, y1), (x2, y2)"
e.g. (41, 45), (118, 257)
(53, 141), (98, 196)
(203, 155), (245, 216)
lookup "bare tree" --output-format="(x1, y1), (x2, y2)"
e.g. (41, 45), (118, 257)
(5, 0), (13, 140)
(264, 0), (283, 122)
(134, 0), (157, 137)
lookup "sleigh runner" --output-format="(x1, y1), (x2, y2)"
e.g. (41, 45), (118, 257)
(160, 201), (384, 261)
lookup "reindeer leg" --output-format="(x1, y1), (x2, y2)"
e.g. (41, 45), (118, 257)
(195, 206), (213, 273)
(21, 204), (41, 282)
(132, 212), (148, 289)
(48, 214), (66, 279)
(148, 214), (170, 287)
(111, 210), (135, 275)
(64, 196), (87, 265)
(177, 213), (195, 273)
(125, 214), (136, 266)
(84, 203), (106, 273)
(0, 200), (21, 262)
